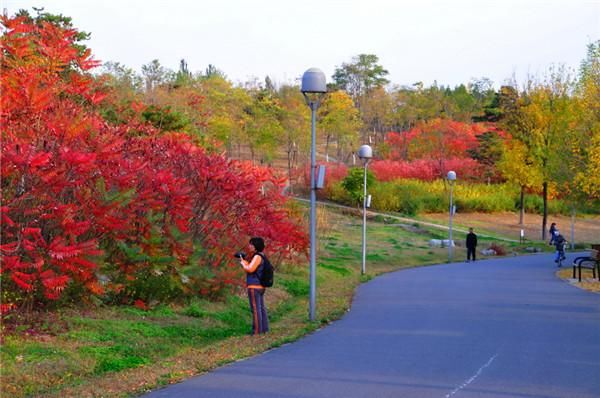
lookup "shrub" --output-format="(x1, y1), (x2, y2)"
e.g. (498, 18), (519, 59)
(341, 167), (375, 206)
(0, 15), (308, 307)
(370, 158), (482, 182)
(489, 243), (507, 256)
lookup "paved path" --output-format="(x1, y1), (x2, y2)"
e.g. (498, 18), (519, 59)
(143, 253), (600, 398)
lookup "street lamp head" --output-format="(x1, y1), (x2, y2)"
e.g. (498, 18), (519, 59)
(358, 144), (373, 161)
(447, 170), (457, 182)
(301, 68), (327, 94)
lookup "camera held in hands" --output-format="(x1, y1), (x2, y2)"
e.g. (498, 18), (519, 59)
(234, 251), (246, 259)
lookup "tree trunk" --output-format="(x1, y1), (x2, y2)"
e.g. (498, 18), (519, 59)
(287, 148), (293, 195)
(570, 208), (576, 250)
(542, 181), (548, 240)
(519, 186), (525, 225)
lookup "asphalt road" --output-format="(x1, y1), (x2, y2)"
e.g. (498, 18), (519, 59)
(143, 253), (600, 398)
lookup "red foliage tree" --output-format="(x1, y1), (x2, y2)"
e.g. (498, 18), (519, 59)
(1, 15), (307, 308)
(370, 158), (482, 181)
(382, 118), (507, 181)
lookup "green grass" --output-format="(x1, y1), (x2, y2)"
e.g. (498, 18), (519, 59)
(1, 204), (527, 398)
(278, 278), (310, 296)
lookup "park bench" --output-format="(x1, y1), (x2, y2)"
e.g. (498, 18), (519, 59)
(572, 247), (600, 282)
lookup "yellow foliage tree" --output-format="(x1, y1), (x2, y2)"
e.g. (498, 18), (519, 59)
(498, 140), (543, 224)
(574, 41), (600, 200)
(318, 90), (362, 163)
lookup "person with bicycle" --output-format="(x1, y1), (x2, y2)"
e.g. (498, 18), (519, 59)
(554, 233), (567, 267)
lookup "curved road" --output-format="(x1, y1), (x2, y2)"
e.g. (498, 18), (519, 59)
(144, 253), (600, 398)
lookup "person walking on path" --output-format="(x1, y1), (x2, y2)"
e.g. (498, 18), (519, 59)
(466, 228), (478, 262)
(239, 237), (269, 335)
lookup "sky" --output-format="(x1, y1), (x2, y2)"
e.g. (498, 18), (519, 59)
(3, 0), (599, 89)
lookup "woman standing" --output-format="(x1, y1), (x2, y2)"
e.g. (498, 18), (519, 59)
(239, 237), (269, 335)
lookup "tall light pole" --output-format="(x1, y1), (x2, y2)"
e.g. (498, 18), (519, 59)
(358, 144), (372, 275)
(301, 68), (326, 322)
(447, 170), (457, 262)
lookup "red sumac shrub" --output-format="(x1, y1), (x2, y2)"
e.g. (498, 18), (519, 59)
(370, 158), (482, 181)
(383, 118), (508, 182)
(0, 15), (307, 306)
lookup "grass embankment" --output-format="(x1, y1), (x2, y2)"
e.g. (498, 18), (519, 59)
(1, 205), (550, 398)
(419, 212), (600, 245)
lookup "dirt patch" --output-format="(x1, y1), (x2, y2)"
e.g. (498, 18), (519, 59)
(421, 212), (600, 244)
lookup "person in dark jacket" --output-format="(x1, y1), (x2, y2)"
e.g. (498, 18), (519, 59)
(549, 223), (558, 245)
(239, 237), (269, 335)
(466, 228), (478, 262)
(554, 234), (567, 266)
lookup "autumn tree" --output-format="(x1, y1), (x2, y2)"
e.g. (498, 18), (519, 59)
(573, 41), (600, 200)
(278, 84), (310, 192)
(406, 118), (482, 177)
(497, 140), (542, 224)
(0, 14), (308, 309)
(318, 90), (361, 163)
(242, 88), (284, 164)
(199, 74), (251, 156)
(500, 69), (577, 239)
(360, 86), (394, 144)
(332, 54), (389, 142)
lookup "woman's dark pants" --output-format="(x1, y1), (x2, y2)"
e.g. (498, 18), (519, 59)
(248, 288), (269, 335)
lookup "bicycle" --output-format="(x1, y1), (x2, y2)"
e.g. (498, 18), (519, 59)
(555, 241), (567, 267)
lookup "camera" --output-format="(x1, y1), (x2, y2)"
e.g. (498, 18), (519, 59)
(234, 251), (246, 259)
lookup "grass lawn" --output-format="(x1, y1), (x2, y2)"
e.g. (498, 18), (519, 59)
(0, 205), (555, 398)
(419, 212), (600, 245)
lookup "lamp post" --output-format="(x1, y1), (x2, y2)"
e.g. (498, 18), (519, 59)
(447, 170), (456, 262)
(301, 68), (326, 322)
(358, 144), (372, 275)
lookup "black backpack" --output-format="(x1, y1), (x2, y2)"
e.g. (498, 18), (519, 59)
(256, 253), (274, 288)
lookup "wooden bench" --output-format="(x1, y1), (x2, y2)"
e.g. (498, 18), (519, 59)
(572, 248), (600, 282)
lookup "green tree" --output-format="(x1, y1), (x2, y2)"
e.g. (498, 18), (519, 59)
(318, 91), (362, 163)
(243, 88), (284, 164)
(469, 77), (496, 121)
(173, 59), (193, 88)
(467, 131), (504, 183)
(278, 85), (310, 193)
(332, 54), (389, 104)
(200, 74), (251, 155)
(445, 84), (477, 122)
(204, 64), (227, 79)
(141, 59), (171, 95)
(342, 167), (375, 206)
